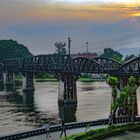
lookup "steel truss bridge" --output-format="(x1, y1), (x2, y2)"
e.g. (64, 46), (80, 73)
(1, 54), (140, 76)
(0, 54), (140, 128)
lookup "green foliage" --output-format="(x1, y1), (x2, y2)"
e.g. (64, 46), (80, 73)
(107, 75), (138, 123)
(61, 123), (140, 140)
(120, 91), (127, 98)
(116, 90), (127, 108)
(0, 39), (32, 60)
(112, 54), (122, 62)
(107, 76), (118, 87)
(128, 76), (136, 86)
(100, 48), (123, 61)
(112, 88), (117, 97)
(55, 42), (67, 55)
(35, 73), (54, 79)
(61, 123), (138, 140)
(111, 102), (117, 111)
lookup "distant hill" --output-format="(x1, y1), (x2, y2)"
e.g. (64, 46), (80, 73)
(0, 40), (32, 61)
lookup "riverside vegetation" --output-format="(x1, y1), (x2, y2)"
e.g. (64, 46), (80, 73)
(61, 122), (140, 140)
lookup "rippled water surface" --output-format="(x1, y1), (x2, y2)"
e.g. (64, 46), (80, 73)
(0, 81), (140, 135)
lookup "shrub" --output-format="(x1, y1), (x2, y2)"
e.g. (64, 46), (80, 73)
(60, 122), (140, 140)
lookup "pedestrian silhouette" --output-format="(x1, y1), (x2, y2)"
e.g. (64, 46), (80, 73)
(45, 123), (51, 138)
(108, 113), (113, 125)
(60, 120), (66, 138)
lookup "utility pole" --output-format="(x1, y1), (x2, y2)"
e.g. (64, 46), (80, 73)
(86, 42), (89, 54)
(68, 37), (71, 56)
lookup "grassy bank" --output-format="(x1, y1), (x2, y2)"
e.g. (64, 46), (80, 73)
(79, 77), (105, 82)
(61, 122), (140, 140)
(15, 74), (105, 83)
(79, 77), (95, 82)
(35, 78), (105, 82)
(35, 79), (58, 82)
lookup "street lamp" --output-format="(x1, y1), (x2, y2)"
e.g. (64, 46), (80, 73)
(68, 37), (71, 56)
(86, 42), (89, 54)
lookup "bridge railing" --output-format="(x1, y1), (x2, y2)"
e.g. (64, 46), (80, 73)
(1, 116), (140, 140)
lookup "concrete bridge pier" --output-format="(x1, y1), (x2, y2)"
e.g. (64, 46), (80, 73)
(58, 73), (79, 104)
(22, 91), (34, 111)
(3, 70), (14, 85)
(0, 71), (4, 91)
(0, 71), (4, 82)
(22, 72), (35, 92)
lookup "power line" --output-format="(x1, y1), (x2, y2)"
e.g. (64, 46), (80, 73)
(72, 32), (140, 53)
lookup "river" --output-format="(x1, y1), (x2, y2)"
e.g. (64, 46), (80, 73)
(0, 81), (140, 135)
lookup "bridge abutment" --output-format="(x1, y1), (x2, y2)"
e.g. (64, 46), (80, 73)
(22, 72), (35, 91)
(58, 73), (78, 104)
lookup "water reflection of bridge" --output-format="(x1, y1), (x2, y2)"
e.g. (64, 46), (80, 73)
(59, 103), (77, 122)
(0, 83), (77, 124)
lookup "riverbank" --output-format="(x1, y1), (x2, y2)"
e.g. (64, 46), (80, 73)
(14, 74), (105, 83)
(35, 79), (58, 82)
(35, 78), (105, 82)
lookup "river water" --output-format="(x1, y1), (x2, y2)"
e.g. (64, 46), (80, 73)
(0, 81), (140, 135)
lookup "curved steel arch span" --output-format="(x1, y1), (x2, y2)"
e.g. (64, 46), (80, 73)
(118, 57), (140, 76)
(61, 57), (106, 74)
(93, 57), (122, 70)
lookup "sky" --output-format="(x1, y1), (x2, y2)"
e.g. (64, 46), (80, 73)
(0, 0), (140, 56)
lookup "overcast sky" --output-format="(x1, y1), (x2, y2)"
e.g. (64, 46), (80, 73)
(0, 0), (140, 56)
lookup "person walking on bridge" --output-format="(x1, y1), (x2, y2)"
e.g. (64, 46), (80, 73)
(108, 113), (113, 125)
(60, 120), (67, 138)
(44, 123), (51, 138)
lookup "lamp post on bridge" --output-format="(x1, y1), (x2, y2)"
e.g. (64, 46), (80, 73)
(68, 37), (71, 56)
(86, 42), (89, 54)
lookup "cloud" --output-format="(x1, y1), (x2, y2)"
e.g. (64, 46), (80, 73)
(0, 0), (140, 24)
(0, 0), (140, 55)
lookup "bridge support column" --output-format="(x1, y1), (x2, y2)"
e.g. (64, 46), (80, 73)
(0, 71), (4, 82)
(58, 73), (78, 104)
(22, 72), (35, 91)
(3, 71), (14, 85)
(0, 71), (4, 91)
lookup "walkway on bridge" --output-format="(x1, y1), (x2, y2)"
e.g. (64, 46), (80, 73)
(1, 117), (139, 140)
(21, 125), (107, 140)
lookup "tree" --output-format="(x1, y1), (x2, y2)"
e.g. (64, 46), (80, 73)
(126, 76), (138, 121)
(101, 48), (123, 62)
(55, 42), (67, 55)
(107, 75), (119, 124)
(112, 54), (122, 62)
(107, 75), (138, 125)
(0, 40), (32, 61)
